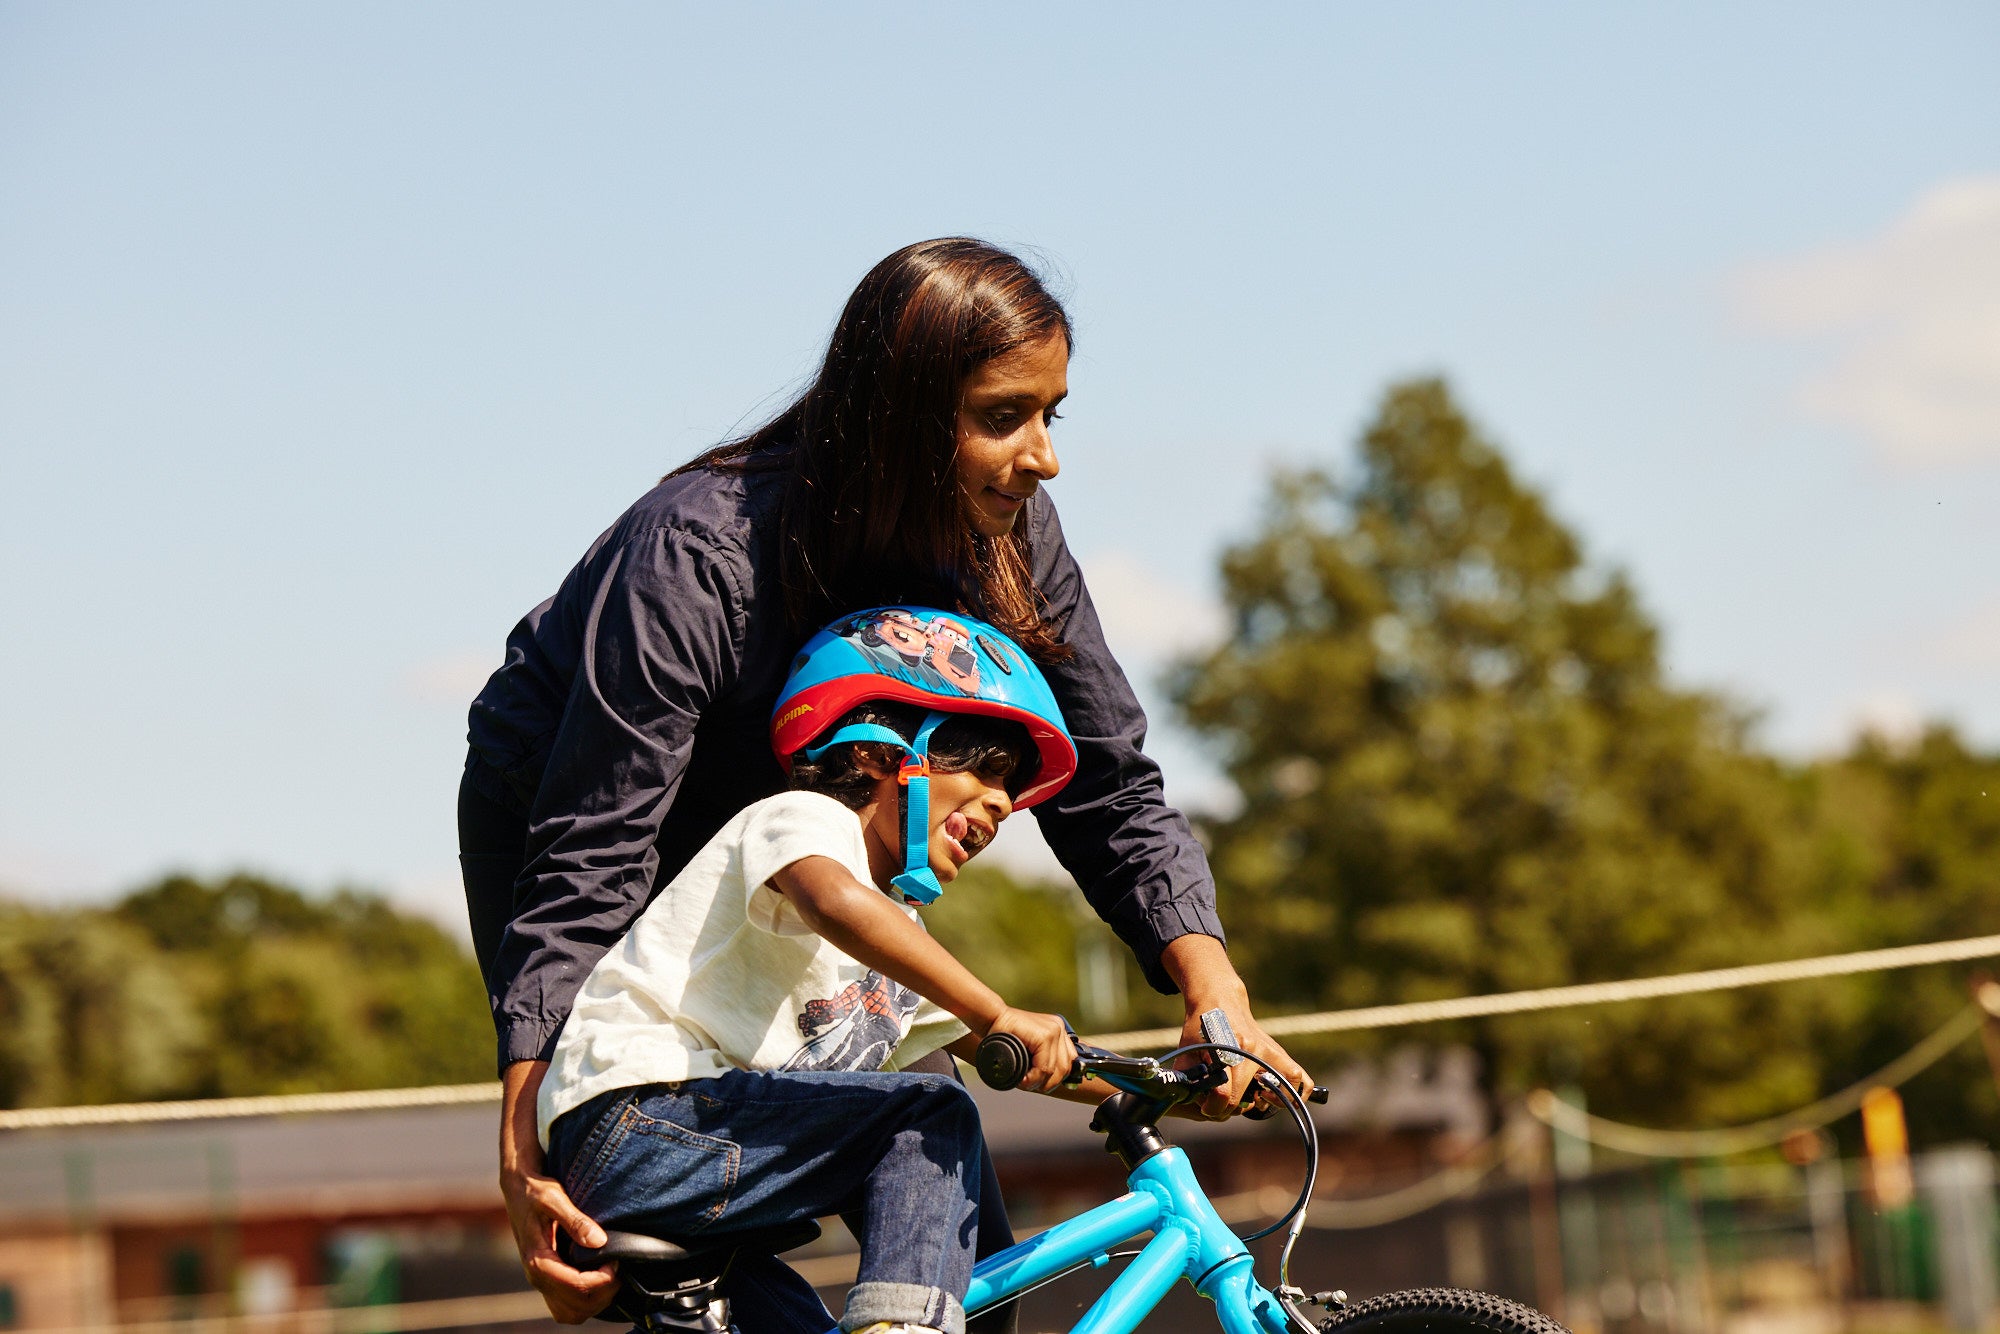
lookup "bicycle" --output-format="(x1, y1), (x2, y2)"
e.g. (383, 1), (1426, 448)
(576, 1024), (1571, 1334)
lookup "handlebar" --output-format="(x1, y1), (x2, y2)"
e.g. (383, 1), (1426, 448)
(973, 1030), (1331, 1113)
(975, 1030), (1195, 1095)
(981, 1023), (1338, 1314)
(971, 1032), (1028, 1088)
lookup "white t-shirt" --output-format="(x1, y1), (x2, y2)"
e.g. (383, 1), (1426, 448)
(537, 791), (970, 1146)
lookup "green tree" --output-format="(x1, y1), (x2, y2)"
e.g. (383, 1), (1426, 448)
(117, 872), (329, 950)
(0, 903), (203, 1107)
(0, 873), (493, 1109)
(115, 874), (493, 1096)
(1801, 729), (2000, 1146)
(1173, 378), (1851, 1124)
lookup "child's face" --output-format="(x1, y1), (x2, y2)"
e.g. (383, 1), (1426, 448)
(859, 759), (1014, 898)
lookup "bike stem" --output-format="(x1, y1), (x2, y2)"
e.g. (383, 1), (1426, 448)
(1090, 1090), (1176, 1171)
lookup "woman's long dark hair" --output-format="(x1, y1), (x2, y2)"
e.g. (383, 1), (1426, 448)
(673, 238), (1072, 659)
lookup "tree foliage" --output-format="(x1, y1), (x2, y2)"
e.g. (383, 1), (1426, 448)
(1801, 731), (2000, 1145)
(0, 903), (202, 1108)
(0, 873), (490, 1108)
(1171, 378), (2000, 1136)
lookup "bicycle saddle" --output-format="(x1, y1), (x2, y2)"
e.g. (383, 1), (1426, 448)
(568, 1220), (823, 1333)
(571, 1218), (822, 1269)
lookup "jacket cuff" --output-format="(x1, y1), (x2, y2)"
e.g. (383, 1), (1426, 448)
(497, 1018), (565, 1074)
(1132, 902), (1227, 995)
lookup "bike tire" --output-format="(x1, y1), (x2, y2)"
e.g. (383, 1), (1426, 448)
(1315, 1288), (1570, 1334)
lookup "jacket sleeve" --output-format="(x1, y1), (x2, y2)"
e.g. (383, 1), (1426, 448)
(488, 525), (746, 1068)
(1028, 495), (1226, 994)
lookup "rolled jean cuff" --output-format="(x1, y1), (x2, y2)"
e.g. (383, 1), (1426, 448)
(840, 1281), (966, 1334)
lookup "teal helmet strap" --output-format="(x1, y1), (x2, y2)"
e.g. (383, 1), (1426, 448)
(801, 711), (952, 906)
(800, 723), (911, 762)
(890, 711), (950, 906)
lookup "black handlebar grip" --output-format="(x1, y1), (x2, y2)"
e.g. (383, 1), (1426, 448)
(975, 1032), (1031, 1090)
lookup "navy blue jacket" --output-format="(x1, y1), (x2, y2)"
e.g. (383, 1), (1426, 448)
(468, 464), (1223, 1068)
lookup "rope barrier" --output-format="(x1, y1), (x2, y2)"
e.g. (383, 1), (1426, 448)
(1528, 998), (1993, 1157)
(1087, 932), (2000, 1050)
(1227, 991), (1997, 1228)
(5, 932), (1997, 1132)
(0, 1081), (500, 1132)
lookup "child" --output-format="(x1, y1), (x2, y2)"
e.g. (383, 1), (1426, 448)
(538, 608), (1089, 1334)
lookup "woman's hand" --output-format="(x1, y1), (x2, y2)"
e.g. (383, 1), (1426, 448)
(501, 1061), (620, 1323)
(503, 1163), (621, 1323)
(1161, 935), (1312, 1121)
(988, 1007), (1078, 1093)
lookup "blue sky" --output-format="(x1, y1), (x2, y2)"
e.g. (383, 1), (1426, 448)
(4, 4), (1997, 925)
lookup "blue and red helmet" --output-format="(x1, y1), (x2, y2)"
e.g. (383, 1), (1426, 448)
(771, 606), (1077, 904)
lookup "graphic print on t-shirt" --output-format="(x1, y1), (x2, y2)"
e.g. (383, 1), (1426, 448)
(781, 970), (921, 1072)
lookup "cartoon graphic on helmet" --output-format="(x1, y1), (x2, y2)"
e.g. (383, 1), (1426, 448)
(846, 608), (984, 696)
(924, 617), (981, 693)
(858, 609), (930, 663)
(771, 606), (1077, 906)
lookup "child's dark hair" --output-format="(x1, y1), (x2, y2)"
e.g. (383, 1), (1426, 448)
(789, 702), (1040, 811)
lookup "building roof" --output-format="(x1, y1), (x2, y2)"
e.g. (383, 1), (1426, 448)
(0, 1104), (502, 1227)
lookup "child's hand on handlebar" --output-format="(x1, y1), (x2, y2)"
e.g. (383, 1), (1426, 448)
(986, 1008), (1076, 1093)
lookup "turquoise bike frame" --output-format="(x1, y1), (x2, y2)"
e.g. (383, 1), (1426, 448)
(960, 1146), (1294, 1334)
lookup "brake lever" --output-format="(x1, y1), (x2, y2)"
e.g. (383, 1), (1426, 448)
(1174, 1059), (1231, 1092)
(1192, 1009), (1343, 1119)
(1240, 1070), (1333, 1120)
(1241, 1071), (1288, 1120)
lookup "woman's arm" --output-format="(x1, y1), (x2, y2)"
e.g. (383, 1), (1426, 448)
(486, 520), (747, 1316)
(500, 1061), (618, 1323)
(1161, 933), (1309, 1118)
(490, 524), (746, 1069)
(1025, 494), (1310, 1115)
(1026, 497), (1223, 995)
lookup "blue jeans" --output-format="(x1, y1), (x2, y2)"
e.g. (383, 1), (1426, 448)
(548, 1070), (987, 1334)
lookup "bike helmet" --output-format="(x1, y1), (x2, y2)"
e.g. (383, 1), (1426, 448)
(771, 606), (1077, 905)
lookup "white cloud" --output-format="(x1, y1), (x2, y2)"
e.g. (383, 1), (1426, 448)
(1080, 551), (1228, 664)
(1737, 176), (2000, 467)
(401, 650), (499, 703)
(1840, 689), (1926, 749)
(1922, 600), (2000, 672)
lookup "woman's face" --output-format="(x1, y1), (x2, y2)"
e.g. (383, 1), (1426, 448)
(955, 331), (1068, 538)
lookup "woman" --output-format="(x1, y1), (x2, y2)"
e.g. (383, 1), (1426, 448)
(460, 238), (1308, 1324)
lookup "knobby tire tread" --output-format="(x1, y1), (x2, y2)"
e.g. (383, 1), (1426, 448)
(1316, 1287), (1571, 1334)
